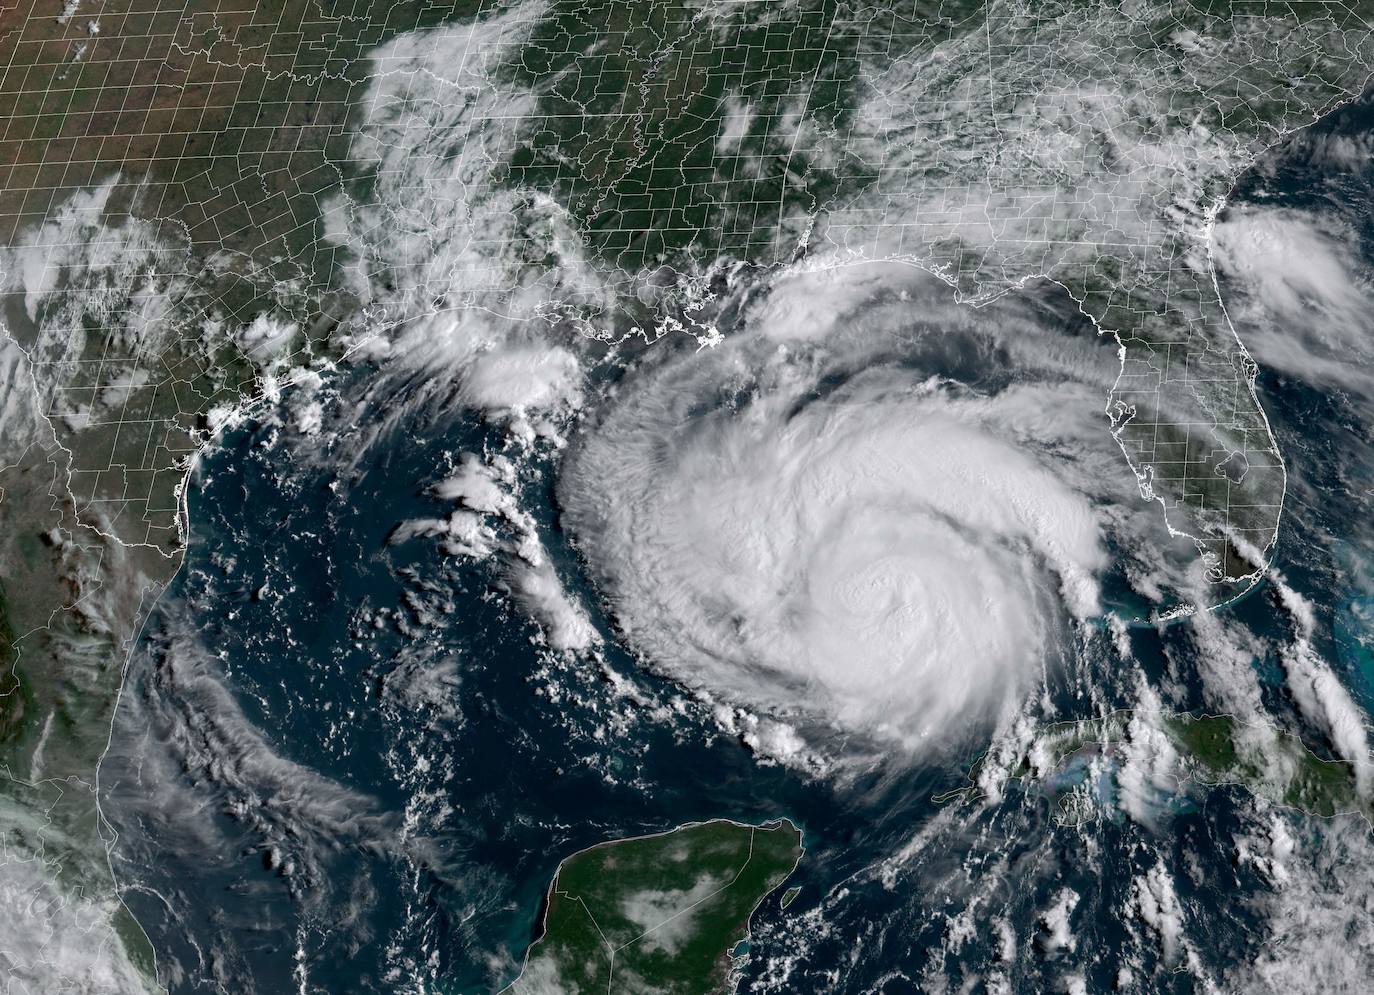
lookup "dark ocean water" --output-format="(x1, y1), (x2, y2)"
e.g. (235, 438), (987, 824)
(99, 93), (1374, 995)
(102, 377), (969, 992)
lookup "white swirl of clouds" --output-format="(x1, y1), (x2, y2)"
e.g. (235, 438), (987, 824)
(562, 268), (1114, 753)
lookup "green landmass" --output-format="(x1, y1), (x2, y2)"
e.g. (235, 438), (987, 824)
(1164, 714), (1361, 817)
(940, 711), (1369, 821)
(779, 887), (800, 911)
(508, 819), (802, 995)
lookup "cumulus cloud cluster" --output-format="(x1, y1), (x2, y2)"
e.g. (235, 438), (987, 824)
(1229, 812), (1374, 994)
(394, 452), (598, 653)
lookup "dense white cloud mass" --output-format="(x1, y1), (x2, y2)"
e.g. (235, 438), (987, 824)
(329, 1), (601, 444)
(1037, 889), (1080, 955)
(1130, 862), (1188, 967)
(1212, 207), (1374, 392)
(562, 273), (1109, 752)
(461, 346), (582, 415)
(0, 848), (154, 995)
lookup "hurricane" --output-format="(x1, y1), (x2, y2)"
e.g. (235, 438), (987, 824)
(561, 265), (1130, 757)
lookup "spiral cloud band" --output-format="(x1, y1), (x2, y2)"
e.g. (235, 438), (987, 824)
(563, 287), (1108, 752)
